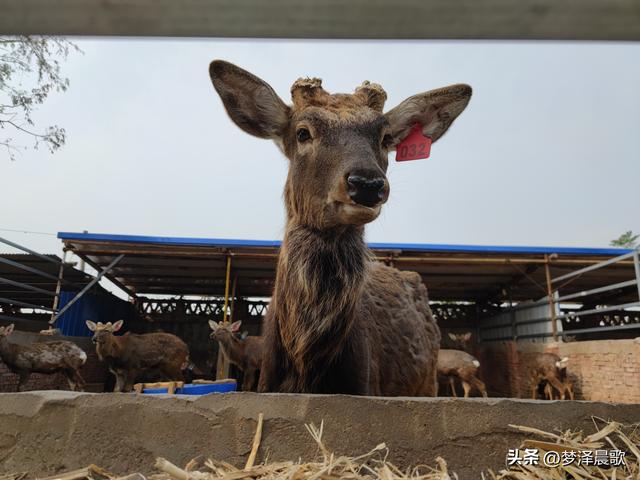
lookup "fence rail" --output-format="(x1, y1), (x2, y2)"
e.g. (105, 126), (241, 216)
(480, 246), (640, 342)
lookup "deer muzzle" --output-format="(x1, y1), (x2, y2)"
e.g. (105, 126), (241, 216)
(346, 174), (388, 208)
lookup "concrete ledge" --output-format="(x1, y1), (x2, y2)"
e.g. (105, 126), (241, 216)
(1, 392), (639, 477)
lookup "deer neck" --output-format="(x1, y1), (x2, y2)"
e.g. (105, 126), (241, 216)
(217, 334), (244, 364)
(0, 337), (18, 363)
(272, 222), (369, 378)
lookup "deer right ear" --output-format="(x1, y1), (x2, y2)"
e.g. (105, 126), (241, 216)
(112, 320), (124, 332)
(208, 320), (219, 331)
(85, 320), (97, 332)
(209, 60), (290, 139)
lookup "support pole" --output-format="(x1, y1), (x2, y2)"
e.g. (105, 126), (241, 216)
(634, 248), (640, 303)
(49, 254), (125, 325)
(50, 250), (67, 323)
(216, 255), (232, 380)
(508, 287), (516, 341)
(544, 254), (558, 341)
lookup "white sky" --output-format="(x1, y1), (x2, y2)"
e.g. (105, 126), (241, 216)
(2, 38), (639, 257)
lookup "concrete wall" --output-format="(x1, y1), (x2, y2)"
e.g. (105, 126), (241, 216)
(477, 338), (640, 403)
(1, 392), (639, 478)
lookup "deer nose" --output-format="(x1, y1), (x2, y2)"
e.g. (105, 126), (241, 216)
(347, 174), (387, 207)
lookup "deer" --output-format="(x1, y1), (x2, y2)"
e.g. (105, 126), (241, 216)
(528, 352), (570, 400)
(437, 333), (487, 397)
(208, 60), (471, 395)
(208, 320), (263, 391)
(85, 320), (189, 392)
(0, 324), (87, 392)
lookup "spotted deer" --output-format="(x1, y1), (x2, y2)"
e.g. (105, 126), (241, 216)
(529, 352), (570, 400)
(209, 320), (263, 391)
(436, 332), (487, 397)
(86, 320), (189, 392)
(209, 60), (471, 394)
(0, 324), (87, 391)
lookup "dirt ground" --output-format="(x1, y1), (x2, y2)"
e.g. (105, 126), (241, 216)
(1, 392), (639, 478)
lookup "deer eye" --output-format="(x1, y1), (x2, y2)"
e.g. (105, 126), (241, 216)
(381, 134), (394, 149)
(296, 128), (312, 143)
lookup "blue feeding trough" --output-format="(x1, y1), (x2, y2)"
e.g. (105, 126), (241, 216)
(142, 380), (237, 395)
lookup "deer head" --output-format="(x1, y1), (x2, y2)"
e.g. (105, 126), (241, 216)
(208, 320), (242, 342)
(85, 320), (124, 344)
(448, 332), (472, 348)
(0, 324), (14, 338)
(209, 61), (472, 230)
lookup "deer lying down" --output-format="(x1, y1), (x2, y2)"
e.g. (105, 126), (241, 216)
(86, 320), (189, 392)
(437, 349), (487, 398)
(0, 324), (87, 392)
(529, 352), (570, 400)
(209, 320), (263, 391)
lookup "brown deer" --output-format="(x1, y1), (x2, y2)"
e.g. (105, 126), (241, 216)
(437, 332), (487, 397)
(528, 352), (570, 400)
(209, 320), (263, 391)
(85, 320), (189, 392)
(209, 60), (471, 395)
(0, 324), (87, 391)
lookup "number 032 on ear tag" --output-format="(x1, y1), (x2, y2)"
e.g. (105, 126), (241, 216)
(395, 123), (431, 162)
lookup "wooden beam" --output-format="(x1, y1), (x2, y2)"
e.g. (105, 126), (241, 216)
(1, 0), (639, 40)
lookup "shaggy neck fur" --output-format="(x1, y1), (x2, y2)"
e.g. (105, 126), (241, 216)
(271, 221), (369, 389)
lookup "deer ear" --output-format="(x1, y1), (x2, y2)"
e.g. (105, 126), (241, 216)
(463, 333), (472, 341)
(209, 60), (290, 139)
(230, 321), (242, 332)
(208, 320), (219, 331)
(384, 84), (471, 148)
(112, 320), (124, 332)
(5, 324), (14, 335)
(448, 333), (456, 341)
(85, 320), (97, 332)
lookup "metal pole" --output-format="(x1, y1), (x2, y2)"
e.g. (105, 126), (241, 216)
(216, 255), (232, 380)
(544, 254), (558, 341)
(634, 248), (640, 302)
(50, 250), (67, 323)
(508, 287), (516, 341)
(49, 254), (124, 325)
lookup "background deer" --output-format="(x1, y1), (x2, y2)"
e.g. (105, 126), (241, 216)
(209, 320), (263, 391)
(209, 60), (471, 395)
(528, 352), (570, 400)
(438, 333), (487, 397)
(0, 324), (87, 392)
(86, 320), (189, 392)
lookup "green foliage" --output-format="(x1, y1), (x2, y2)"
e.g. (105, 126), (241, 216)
(0, 36), (80, 160)
(610, 230), (639, 248)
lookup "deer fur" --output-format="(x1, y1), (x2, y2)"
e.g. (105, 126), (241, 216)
(86, 320), (189, 392)
(209, 60), (472, 395)
(0, 324), (87, 392)
(209, 320), (263, 391)
(528, 352), (570, 400)
(436, 332), (486, 397)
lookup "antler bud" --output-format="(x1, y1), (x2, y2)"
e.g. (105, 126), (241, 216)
(355, 81), (387, 111)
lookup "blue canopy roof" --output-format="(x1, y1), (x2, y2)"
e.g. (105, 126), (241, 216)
(57, 231), (631, 257)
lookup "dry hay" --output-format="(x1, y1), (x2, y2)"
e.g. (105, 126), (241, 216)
(11, 415), (640, 480)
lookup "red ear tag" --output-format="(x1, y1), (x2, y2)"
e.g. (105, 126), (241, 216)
(395, 123), (431, 162)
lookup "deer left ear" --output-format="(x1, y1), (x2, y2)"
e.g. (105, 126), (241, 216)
(384, 84), (471, 148)
(112, 320), (124, 332)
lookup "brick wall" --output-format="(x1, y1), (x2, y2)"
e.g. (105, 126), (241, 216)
(477, 338), (640, 403)
(0, 331), (109, 393)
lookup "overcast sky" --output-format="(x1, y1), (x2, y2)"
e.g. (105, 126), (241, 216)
(2, 38), (639, 257)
